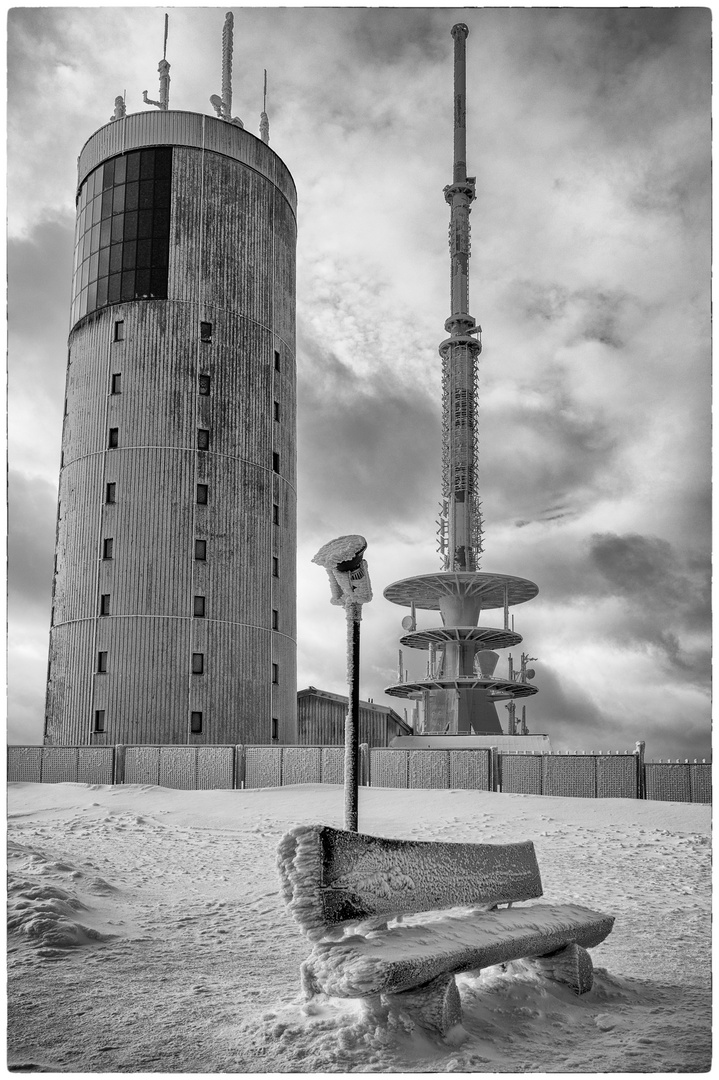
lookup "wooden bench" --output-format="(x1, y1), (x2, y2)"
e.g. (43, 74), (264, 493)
(277, 824), (614, 1037)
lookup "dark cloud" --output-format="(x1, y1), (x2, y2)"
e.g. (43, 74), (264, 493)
(8, 471), (57, 620)
(509, 280), (633, 349)
(297, 321), (440, 532)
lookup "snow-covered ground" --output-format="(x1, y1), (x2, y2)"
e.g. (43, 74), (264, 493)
(7, 782), (711, 1073)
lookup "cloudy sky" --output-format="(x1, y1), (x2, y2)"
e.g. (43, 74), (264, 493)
(8, 4), (711, 759)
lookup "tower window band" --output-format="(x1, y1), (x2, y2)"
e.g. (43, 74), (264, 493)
(111, 373), (122, 394)
(192, 653), (204, 675)
(108, 428), (119, 448)
(198, 429), (210, 450)
(199, 375), (211, 396)
(71, 147), (173, 327)
(100, 594), (110, 615)
(114, 320), (125, 342)
(196, 484), (208, 505)
(97, 651), (108, 673)
(102, 537), (113, 560)
(106, 482), (116, 504)
(195, 540), (207, 561)
(200, 322), (213, 343)
(93, 710), (106, 733)
(190, 711), (203, 734)
(193, 595), (206, 617)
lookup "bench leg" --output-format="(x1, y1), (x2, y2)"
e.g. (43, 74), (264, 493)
(382, 972), (462, 1038)
(525, 942), (594, 995)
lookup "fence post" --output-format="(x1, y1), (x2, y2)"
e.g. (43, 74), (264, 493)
(113, 745), (126, 785)
(359, 743), (369, 786)
(490, 746), (499, 792)
(635, 740), (646, 800)
(234, 745), (245, 789)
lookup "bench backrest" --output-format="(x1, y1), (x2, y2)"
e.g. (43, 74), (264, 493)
(277, 824), (543, 941)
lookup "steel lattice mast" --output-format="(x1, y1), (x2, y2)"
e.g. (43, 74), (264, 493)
(383, 25), (539, 737)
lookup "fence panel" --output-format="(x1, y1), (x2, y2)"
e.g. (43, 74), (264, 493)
(409, 750), (450, 789)
(244, 747), (283, 788)
(596, 755), (638, 799)
(7, 747), (43, 783)
(689, 763), (711, 804)
(159, 747), (197, 789)
(370, 749), (408, 788)
(645, 763), (691, 802)
(449, 750), (491, 790)
(196, 747), (235, 789)
(499, 754), (542, 794)
(321, 747), (344, 785)
(543, 755), (596, 798)
(124, 747), (161, 785)
(77, 747), (115, 785)
(41, 747), (79, 783)
(283, 747), (322, 785)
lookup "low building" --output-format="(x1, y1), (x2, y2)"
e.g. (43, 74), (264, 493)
(297, 687), (412, 748)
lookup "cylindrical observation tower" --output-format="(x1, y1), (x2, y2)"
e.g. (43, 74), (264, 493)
(44, 109), (297, 746)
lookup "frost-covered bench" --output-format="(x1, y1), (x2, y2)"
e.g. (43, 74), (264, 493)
(277, 824), (614, 1037)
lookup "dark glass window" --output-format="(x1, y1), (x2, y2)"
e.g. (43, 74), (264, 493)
(195, 539), (207, 561)
(193, 595), (206, 617)
(274, 350), (281, 372)
(198, 429), (210, 450)
(111, 373), (122, 394)
(71, 147), (173, 327)
(192, 653), (204, 675)
(272, 556), (279, 577)
(274, 401), (280, 421)
(106, 482), (116, 504)
(200, 322), (212, 343)
(273, 502), (280, 525)
(100, 594), (110, 615)
(108, 428), (119, 448)
(199, 375), (211, 396)
(197, 484), (208, 505)
(271, 718), (279, 741)
(272, 609), (279, 630)
(94, 710), (106, 733)
(102, 538), (113, 560)
(272, 663), (279, 684)
(97, 651), (108, 673)
(190, 711), (203, 734)
(272, 452), (280, 473)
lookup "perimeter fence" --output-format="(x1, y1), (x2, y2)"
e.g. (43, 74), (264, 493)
(7, 742), (712, 803)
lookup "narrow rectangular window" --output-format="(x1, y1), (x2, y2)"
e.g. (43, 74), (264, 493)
(274, 400), (280, 421)
(102, 537), (113, 560)
(192, 653), (204, 675)
(97, 651), (108, 673)
(199, 374), (211, 396)
(190, 711), (203, 734)
(94, 710), (106, 733)
(196, 483), (208, 505)
(108, 427), (119, 448)
(272, 609), (279, 630)
(272, 663), (279, 684)
(114, 320), (124, 342)
(106, 482), (116, 504)
(111, 372), (122, 394)
(272, 556), (279, 577)
(200, 321), (213, 343)
(271, 717), (279, 741)
(100, 594), (110, 615)
(197, 428), (210, 450)
(272, 452), (280, 473)
(193, 595), (206, 617)
(195, 539), (207, 561)
(273, 502), (279, 525)
(274, 349), (280, 372)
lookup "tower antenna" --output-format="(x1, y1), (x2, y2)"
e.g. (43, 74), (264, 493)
(260, 68), (270, 144)
(210, 12), (244, 127)
(143, 13), (171, 111)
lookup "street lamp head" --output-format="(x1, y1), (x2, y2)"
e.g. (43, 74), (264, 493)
(312, 534), (373, 607)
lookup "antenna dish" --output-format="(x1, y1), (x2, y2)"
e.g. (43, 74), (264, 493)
(525, 668), (536, 681)
(401, 615), (416, 632)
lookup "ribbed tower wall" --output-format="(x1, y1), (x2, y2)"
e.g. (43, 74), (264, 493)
(45, 111), (297, 746)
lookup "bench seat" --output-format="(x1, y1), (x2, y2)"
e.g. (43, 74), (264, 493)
(302, 902), (614, 998)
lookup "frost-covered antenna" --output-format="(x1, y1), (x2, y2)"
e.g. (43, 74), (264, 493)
(259, 69), (270, 144)
(143, 13), (171, 111)
(210, 11), (244, 127)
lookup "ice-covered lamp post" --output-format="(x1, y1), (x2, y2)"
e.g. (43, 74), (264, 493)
(312, 535), (373, 831)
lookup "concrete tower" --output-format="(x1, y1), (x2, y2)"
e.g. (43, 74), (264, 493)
(45, 67), (297, 745)
(384, 25), (539, 737)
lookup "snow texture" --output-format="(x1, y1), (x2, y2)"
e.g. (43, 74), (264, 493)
(6, 782), (711, 1073)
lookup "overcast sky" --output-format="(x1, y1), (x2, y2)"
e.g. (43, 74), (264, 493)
(7, 4), (711, 759)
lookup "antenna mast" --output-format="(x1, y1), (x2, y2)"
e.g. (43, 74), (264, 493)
(210, 12), (244, 127)
(260, 69), (270, 143)
(438, 23), (483, 571)
(143, 13), (171, 111)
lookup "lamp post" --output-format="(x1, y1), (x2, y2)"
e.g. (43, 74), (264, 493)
(312, 535), (372, 831)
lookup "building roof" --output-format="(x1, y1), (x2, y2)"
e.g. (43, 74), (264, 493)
(298, 687), (412, 733)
